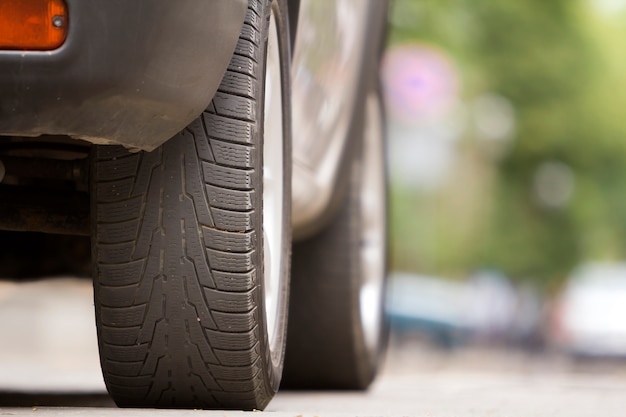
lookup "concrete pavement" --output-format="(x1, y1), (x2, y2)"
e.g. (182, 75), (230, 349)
(1, 278), (626, 416)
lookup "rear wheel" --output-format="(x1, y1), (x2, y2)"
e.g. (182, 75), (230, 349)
(282, 86), (388, 389)
(91, 0), (291, 409)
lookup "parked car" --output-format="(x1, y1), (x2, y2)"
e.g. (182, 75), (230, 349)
(387, 272), (544, 349)
(552, 263), (626, 358)
(387, 273), (470, 347)
(0, 0), (390, 410)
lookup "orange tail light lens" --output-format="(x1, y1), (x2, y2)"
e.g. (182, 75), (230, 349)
(0, 0), (68, 51)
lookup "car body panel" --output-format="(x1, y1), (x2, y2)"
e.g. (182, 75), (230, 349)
(0, 0), (247, 151)
(290, 0), (390, 238)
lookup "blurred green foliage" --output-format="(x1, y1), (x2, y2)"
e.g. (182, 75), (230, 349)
(388, 0), (626, 289)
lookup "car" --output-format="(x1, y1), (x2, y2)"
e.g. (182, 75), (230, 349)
(387, 273), (470, 347)
(387, 272), (527, 348)
(552, 263), (626, 358)
(0, 0), (390, 410)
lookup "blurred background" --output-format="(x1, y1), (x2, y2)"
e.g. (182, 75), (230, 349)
(384, 0), (626, 360)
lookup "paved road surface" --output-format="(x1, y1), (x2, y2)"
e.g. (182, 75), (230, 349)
(1, 278), (626, 416)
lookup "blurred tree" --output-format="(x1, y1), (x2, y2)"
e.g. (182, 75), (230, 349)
(388, 0), (626, 288)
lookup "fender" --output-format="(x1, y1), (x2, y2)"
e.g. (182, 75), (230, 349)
(0, 0), (247, 151)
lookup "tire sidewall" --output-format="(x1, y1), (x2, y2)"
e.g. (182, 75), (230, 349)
(258, 0), (292, 392)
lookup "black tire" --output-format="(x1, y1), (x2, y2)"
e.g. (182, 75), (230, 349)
(282, 85), (388, 390)
(90, 0), (291, 410)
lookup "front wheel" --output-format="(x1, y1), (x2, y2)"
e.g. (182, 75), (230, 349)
(90, 0), (291, 409)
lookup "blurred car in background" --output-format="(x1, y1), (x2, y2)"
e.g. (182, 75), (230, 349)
(552, 263), (626, 358)
(387, 273), (469, 347)
(387, 272), (545, 349)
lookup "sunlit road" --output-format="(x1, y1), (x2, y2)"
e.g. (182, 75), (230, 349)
(1, 278), (626, 416)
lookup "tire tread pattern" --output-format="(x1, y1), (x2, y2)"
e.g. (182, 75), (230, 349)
(93, 0), (275, 409)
